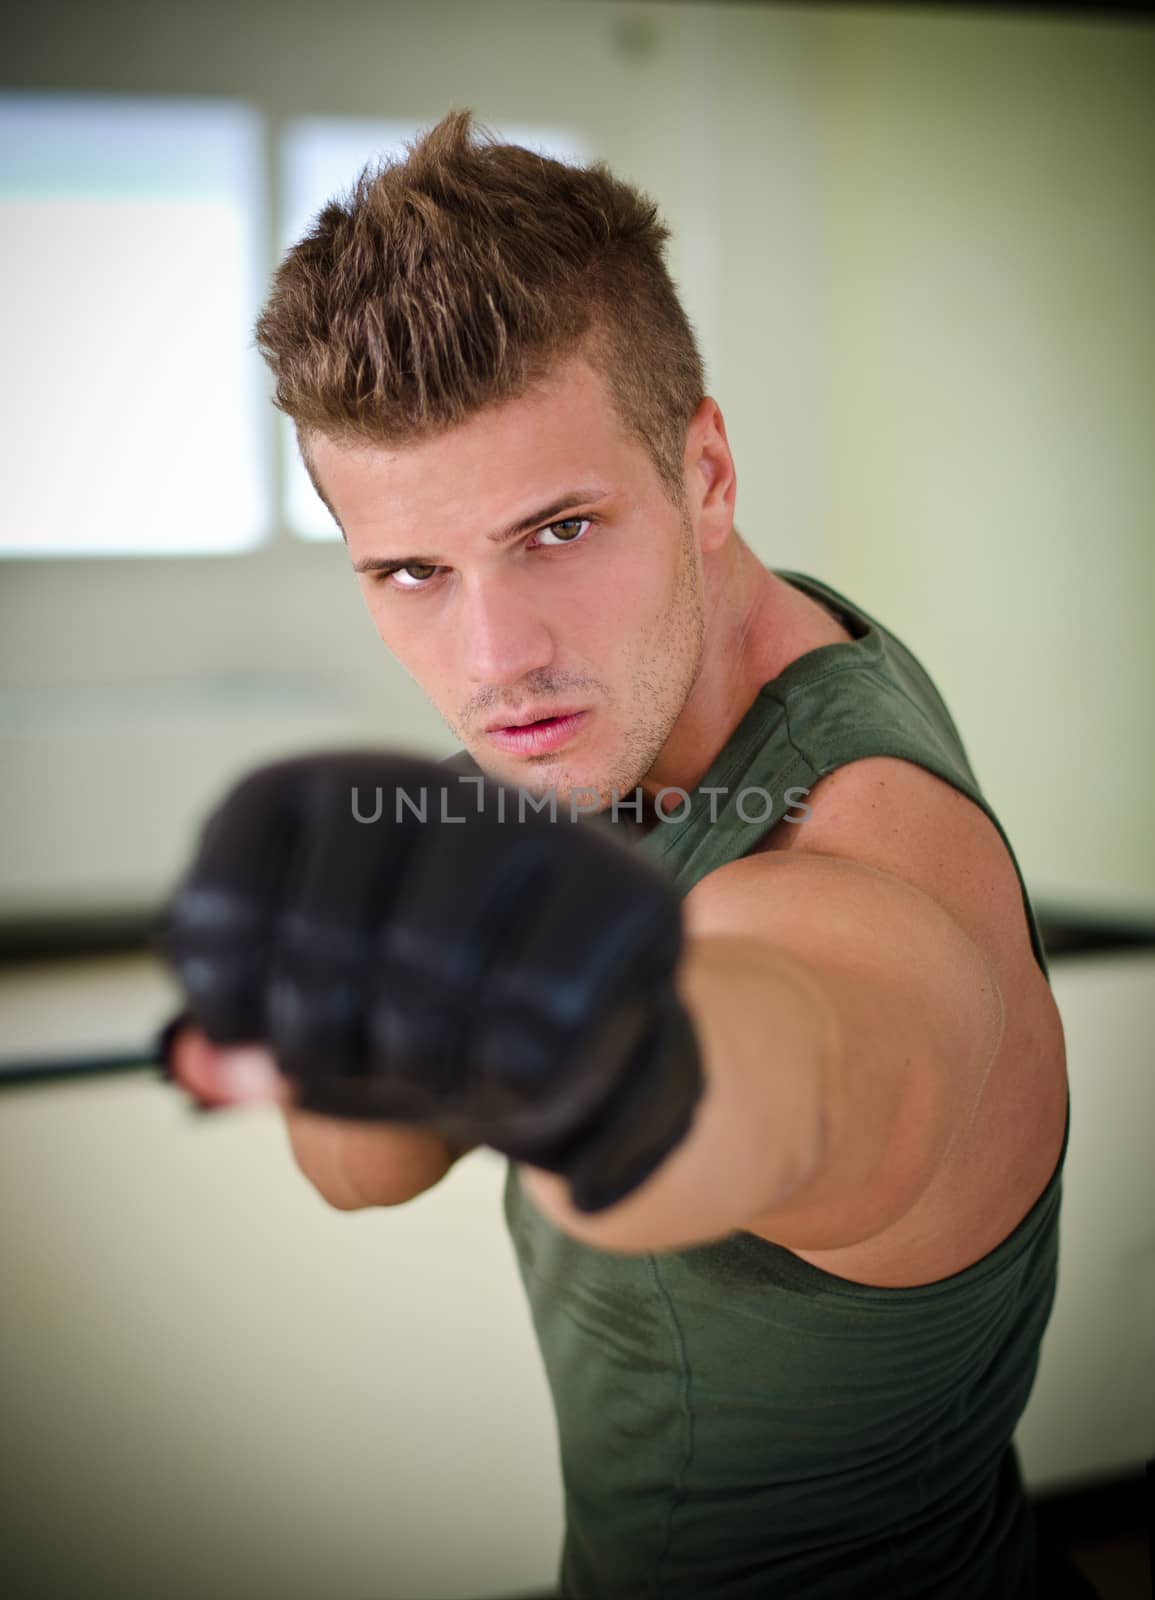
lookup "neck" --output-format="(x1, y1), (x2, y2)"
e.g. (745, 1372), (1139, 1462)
(639, 531), (788, 819)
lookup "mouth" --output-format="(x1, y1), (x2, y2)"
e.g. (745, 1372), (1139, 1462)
(483, 709), (590, 757)
(484, 706), (586, 733)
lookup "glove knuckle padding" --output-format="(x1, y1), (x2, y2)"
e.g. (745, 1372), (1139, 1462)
(158, 750), (703, 1204)
(369, 805), (685, 1139)
(265, 760), (429, 1083)
(158, 763), (302, 1041)
(160, 751), (423, 1051)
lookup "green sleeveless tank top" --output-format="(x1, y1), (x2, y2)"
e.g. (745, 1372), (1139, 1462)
(500, 569), (1068, 1599)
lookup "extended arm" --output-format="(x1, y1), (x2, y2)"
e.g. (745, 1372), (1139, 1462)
(519, 849), (1005, 1256)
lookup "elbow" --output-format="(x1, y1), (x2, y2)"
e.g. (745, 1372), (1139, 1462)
(284, 1112), (472, 1210)
(288, 1144), (376, 1211)
(313, 1179), (374, 1213)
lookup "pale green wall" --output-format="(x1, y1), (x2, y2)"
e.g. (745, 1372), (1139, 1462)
(810, 10), (1155, 912)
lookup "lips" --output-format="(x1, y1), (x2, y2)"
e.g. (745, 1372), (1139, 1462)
(484, 710), (590, 757)
(484, 707), (585, 733)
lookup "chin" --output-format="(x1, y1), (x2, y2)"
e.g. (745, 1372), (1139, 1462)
(465, 738), (625, 816)
(517, 765), (610, 815)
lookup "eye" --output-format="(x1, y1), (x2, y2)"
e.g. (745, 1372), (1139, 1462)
(375, 515), (594, 594)
(383, 562), (441, 591)
(533, 517), (592, 548)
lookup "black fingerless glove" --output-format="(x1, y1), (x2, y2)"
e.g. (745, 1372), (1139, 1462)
(156, 752), (704, 1212)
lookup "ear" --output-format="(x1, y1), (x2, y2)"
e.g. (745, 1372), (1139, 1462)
(683, 398), (737, 553)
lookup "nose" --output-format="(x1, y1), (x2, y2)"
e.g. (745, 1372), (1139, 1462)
(460, 574), (556, 689)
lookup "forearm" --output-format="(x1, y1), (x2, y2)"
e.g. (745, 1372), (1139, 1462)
(517, 934), (837, 1253)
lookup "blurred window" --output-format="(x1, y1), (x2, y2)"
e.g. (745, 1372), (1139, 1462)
(0, 94), (268, 558)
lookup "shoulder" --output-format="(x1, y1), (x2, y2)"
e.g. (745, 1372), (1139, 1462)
(688, 755), (1037, 992)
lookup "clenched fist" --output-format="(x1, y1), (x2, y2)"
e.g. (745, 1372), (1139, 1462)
(155, 752), (703, 1213)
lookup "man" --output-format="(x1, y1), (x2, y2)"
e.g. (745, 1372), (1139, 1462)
(161, 112), (1075, 1596)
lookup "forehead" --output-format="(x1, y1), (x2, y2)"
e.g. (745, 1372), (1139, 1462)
(308, 355), (647, 551)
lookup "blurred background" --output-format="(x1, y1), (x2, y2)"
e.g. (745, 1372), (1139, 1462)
(1, 2), (1151, 1597)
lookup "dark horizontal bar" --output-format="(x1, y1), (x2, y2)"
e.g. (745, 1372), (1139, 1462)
(674, 0), (1153, 17)
(0, 1051), (162, 1087)
(0, 910), (161, 965)
(1036, 914), (1155, 958)
(0, 902), (1153, 967)
(1, 898), (1153, 1088)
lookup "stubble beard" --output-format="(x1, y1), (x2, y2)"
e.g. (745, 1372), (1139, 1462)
(451, 516), (706, 814)
(561, 514), (706, 814)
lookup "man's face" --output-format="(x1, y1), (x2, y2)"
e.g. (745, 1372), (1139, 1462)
(308, 355), (708, 811)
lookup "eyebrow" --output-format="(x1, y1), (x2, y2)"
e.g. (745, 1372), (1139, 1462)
(350, 488), (609, 574)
